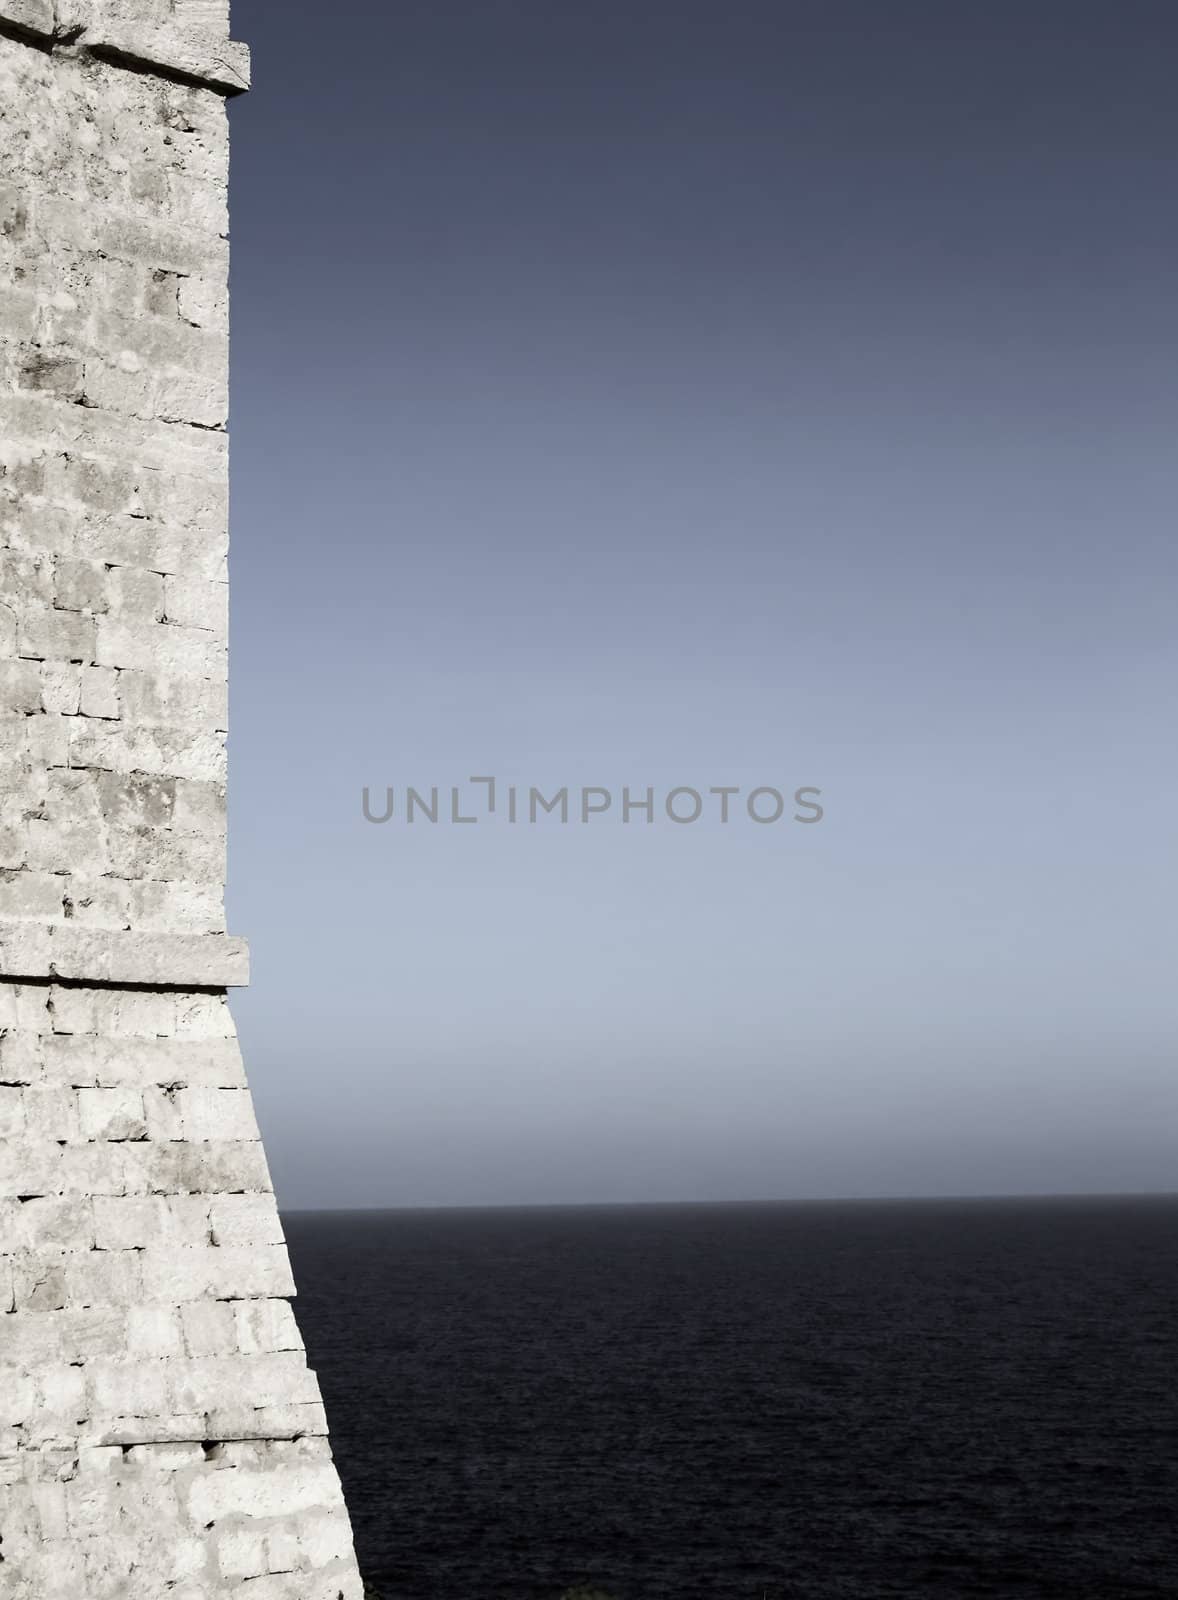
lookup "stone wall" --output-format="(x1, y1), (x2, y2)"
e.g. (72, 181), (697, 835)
(0, 6), (365, 1596)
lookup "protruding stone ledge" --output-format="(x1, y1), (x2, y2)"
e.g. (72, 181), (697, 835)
(0, 2), (250, 95)
(83, 16), (250, 96)
(0, 920), (250, 988)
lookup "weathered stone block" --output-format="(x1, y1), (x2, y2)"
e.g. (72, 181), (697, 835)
(77, 1086), (148, 1141)
(23, 1086), (82, 1143)
(0, 869), (66, 921)
(78, 665), (120, 719)
(53, 557), (114, 615)
(16, 606), (97, 664)
(0, 660), (43, 712)
(209, 1192), (285, 1247)
(164, 573), (229, 634)
(38, 662), (83, 716)
(234, 1298), (302, 1356)
(87, 1357), (172, 1418)
(124, 1303), (183, 1358)
(177, 1298), (235, 1359)
(1, 546), (53, 604)
(176, 1085), (260, 1142)
(64, 1248), (143, 1309)
(139, 1242), (295, 1304)
(2, 1197), (94, 1254)
(56, 1307), (128, 1363)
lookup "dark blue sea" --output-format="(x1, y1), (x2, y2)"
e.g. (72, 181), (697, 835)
(283, 1197), (1178, 1600)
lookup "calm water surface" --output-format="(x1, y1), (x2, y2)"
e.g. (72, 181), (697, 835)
(284, 1197), (1178, 1599)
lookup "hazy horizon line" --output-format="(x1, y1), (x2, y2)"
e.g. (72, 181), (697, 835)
(281, 1188), (1178, 1216)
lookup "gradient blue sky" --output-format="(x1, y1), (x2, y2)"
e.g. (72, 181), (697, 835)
(226, 1), (1177, 1208)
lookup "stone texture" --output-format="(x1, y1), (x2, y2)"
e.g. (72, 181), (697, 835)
(0, 990), (364, 1599)
(0, 924), (249, 984)
(0, 9), (364, 1596)
(0, 2), (248, 93)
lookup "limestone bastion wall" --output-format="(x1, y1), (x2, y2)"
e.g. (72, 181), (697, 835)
(0, 5), (365, 1596)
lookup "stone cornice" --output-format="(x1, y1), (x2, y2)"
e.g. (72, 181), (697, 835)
(0, 1), (250, 95)
(0, 921), (250, 988)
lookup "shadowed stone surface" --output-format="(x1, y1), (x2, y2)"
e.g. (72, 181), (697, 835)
(0, 5), (364, 1595)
